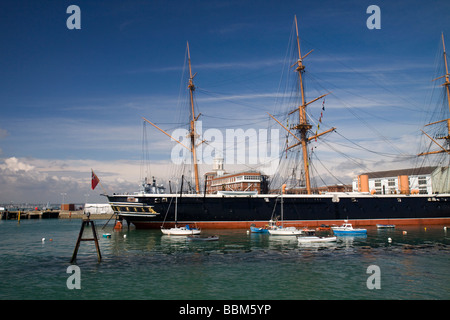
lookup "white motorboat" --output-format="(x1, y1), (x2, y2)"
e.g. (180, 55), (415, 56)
(297, 230), (337, 243)
(331, 220), (367, 235)
(268, 226), (303, 236)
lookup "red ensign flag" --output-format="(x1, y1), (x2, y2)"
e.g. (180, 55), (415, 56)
(91, 170), (100, 190)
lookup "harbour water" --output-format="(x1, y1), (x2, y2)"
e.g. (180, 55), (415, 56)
(0, 218), (449, 301)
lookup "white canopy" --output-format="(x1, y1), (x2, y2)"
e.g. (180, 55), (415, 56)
(84, 203), (113, 214)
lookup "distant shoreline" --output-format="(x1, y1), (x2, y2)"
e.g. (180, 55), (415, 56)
(1, 209), (114, 220)
(59, 210), (114, 219)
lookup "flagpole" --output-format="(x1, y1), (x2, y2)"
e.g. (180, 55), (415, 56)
(98, 180), (108, 195)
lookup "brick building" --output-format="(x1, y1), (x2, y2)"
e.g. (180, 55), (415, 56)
(204, 158), (268, 194)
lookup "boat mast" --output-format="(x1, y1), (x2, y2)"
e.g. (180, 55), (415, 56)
(418, 33), (450, 156)
(187, 42), (201, 194)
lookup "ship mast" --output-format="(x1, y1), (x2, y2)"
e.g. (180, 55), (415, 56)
(292, 15), (313, 194)
(269, 16), (335, 194)
(443, 33), (450, 122)
(418, 33), (450, 156)
(187, 41), (201, 194)
(142, 42), (202, 194)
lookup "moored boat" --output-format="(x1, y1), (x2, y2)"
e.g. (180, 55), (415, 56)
(161, 224), (201, 235)
(250, 220), (277, 233)
(250, 225), (270, 234)
(316, 224), (332, 231)
(268, 192), (303, 236)
(331, 221), (367, 235)
(297, 229), (337, 243)
(376, 224), (396, 229)
(268, 226), (303, 236)
(160, 191), (201, 235)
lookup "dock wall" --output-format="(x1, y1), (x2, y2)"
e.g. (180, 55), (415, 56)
(1, 210), (113, 220)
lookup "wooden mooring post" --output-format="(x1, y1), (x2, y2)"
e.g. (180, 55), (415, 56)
(70, 214), (102, 263)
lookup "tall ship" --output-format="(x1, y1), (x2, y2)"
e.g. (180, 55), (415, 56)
(106, 17), (450, 229)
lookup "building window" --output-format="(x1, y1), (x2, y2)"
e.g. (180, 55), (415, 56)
(388, 179), (395, 187)
(243, 175), (260, 181)
(418, 176), (427, 185)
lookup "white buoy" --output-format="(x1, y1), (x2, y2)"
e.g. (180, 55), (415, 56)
(123, 234), (127, 239)
(388, 237), (392, 243)
(444, 226), (447, 232)
(41, 238), (45, 242)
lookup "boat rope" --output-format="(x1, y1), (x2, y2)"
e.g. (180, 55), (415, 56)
(161, 196), (174, 227)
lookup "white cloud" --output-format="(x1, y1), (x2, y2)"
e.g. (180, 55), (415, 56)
(0, 156), (187, 204)
(0, 157), (34, 172)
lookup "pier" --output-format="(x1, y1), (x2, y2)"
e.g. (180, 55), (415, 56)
(1, 210), (58, 220)
(1, 210), (113, 220)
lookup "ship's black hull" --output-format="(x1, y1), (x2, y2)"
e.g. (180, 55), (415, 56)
(107, 193), (450, 229)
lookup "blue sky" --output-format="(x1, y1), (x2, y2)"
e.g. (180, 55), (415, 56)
(0, 0), (449, 203)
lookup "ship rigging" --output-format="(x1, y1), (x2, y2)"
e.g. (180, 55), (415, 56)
(268, 15), (335, 194)
(137, 18), (450, 196)
(106, 16), (450, 229)
(418, 33), (450, 157)
(143, 16), (338, 195)
(142, 41), (203, 194)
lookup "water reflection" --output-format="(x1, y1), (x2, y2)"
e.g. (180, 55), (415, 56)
(100, 225), (450, 259)
(2, 219), (450, 299)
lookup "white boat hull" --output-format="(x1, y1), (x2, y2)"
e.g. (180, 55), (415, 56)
(161, 227), (201, 235)
(268, 227), (303, 236)
(297, 236), (337, 243)
(376, 224), (395, 228)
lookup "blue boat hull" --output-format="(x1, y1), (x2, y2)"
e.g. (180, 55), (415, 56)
(333, 230), (367, 235)
(250, 226), (269, 233)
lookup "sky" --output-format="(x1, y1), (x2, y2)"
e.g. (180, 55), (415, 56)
(0, 0), (449, 204)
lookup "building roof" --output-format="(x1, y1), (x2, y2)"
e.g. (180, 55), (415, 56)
(361, 166), (437, 179)
(211, 171), (261, 181)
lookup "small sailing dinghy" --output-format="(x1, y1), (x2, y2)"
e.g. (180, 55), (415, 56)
(161, 224), (201, 235)
(268, 193), (303, 236)
(161, 194), (201, 236)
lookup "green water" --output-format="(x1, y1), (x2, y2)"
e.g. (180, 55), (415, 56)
(0, 218), (449, 300)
